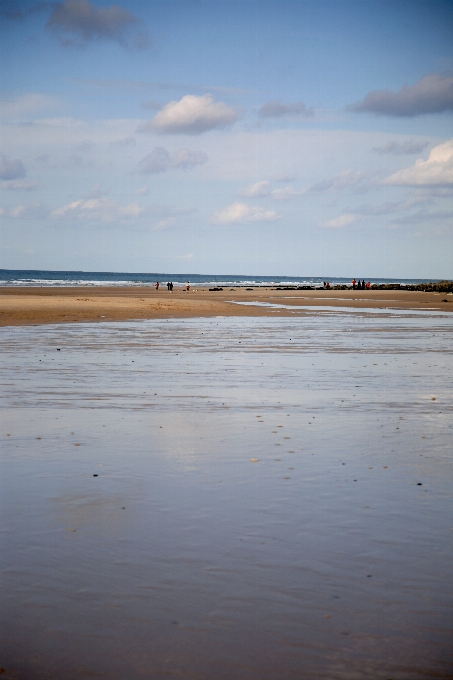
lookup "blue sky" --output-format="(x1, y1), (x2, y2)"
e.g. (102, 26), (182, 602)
(1, 0), (452, 277)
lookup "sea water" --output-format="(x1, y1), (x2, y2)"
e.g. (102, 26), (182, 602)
(1, 312), (452, 679)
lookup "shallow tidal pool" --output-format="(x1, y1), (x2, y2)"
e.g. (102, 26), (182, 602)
(1, 312), (452, 680)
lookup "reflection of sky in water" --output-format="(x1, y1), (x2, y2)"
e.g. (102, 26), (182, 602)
(1, 315), (453, 680)
(229, 300), (453, 315)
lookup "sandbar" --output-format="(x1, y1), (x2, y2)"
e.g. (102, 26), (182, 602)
(1, 286), (452, 326)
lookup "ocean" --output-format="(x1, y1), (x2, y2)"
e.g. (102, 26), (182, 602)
(0, 269), (443, 288)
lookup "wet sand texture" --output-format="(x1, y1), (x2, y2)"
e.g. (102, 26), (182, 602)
(1, 311), (452, 679)
(0, 285), (452, 326)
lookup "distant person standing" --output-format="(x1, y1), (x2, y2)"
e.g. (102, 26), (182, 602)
(155, 281), (159, 291)
(170, 282), (173, 292)
(362, 280), (366, 289)
(186, 282), (190, 291)
(366, 281), (371, 289)
(352, 278), (357, 289)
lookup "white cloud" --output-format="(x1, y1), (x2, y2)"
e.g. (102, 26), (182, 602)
(320, 213), (359, 228)
(239, 181), (271, 197)
(258, 100), (313, 117)
(383, 138), (453, 186)
(51, 197), (145, 222)
(350, 73), (453, 117)
(211, 201), (281, 225)
(0, 154), (26, 180)
(1, 180), (38, 190)
(142, 94), (239, 135)
(134, 186), (149, 195)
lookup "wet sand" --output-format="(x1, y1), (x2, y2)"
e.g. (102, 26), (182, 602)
(1, 312), (452, 679)
(1, 285), (452, 326)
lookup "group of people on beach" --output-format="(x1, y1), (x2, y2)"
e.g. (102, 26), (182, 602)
(322, 279), (371, 289)
(154, 281), (190, 291)
(352, 279), (370, 289)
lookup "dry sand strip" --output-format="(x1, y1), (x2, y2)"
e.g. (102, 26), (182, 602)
(0, 286), (452, 326)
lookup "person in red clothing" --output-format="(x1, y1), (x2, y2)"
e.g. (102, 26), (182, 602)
(155, 281), (159, 291)
(352, 278), (357, 289)
(366, 281), (371, 289)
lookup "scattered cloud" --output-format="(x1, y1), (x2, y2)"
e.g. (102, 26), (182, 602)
(240, 181), (271, 197)
(33, 117), (87, 127)
(175, 253), (194, 260)
(0, 2), (52, 20)
(0, 154), (26, 180)
(83, 183), (109, 199)
(134, 186), (149, 195)
(320, 213), (359, 228)
(68, 154), (93, 169)
(47, 0), (148, 48)
(8, 202), (49, 219)
(383, 138), (453, 186)
(372, 140), (429, 155)
(258, 99), (313, 117)
(140, 94), (239, 135)
(172, 148), (208, 169)
(76, 139), (95, 152)
(135, 147), (171, 174)
(134, 147), (208, 174)
(0, 93), (59, 120)
(302, 170), (369, 194)
(1, 179), (39, 190)
(110, 136), (136, 147)
(348, 197), (429, 217)
(51, 197), (145, 222)
(270, 186), (301, 201)
(155, 218), (177, 230)
(211, 201), (281, 225)
(389, 209), (453, 227)
(273, 173), (296, 183)
(350, 73), (453, 117)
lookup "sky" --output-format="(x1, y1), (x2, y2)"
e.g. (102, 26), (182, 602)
(1, 0), (453, 277)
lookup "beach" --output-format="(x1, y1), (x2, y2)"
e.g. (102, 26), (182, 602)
(1, 302), (452, 679)
(1, 286), (452, 326)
